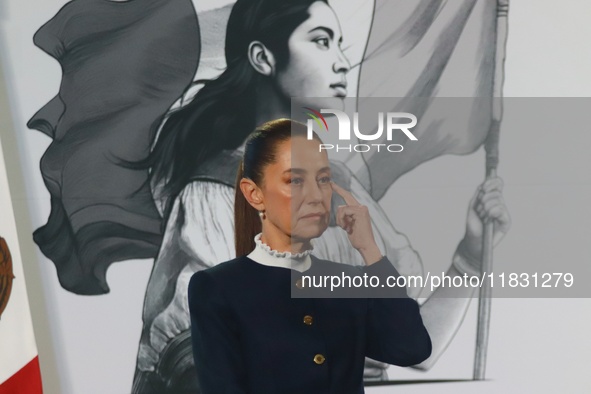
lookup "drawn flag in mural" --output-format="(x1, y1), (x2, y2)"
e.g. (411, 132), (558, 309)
(0, 140), (43, 394)
(26, 0), (201, 295)
(351, 0), (503, 200)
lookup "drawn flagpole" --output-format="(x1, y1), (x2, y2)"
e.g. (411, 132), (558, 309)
(473, 0), (510, 381)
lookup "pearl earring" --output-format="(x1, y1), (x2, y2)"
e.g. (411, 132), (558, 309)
(258, 210), (266, 220)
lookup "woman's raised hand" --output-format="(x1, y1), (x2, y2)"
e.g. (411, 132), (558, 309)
(330, 181), (383, 265)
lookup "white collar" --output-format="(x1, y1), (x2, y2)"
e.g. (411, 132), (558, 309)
(247, 233), (313, 273)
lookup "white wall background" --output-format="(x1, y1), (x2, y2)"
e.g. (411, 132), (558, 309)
(1, 1), (590, 393)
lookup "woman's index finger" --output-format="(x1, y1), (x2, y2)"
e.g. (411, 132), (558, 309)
(330, 181), (360, 206)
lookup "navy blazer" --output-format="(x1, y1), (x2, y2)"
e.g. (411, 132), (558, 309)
(188, 254), (431, 394)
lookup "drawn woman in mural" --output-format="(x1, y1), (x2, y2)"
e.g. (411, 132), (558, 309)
(131, 0), (510, 392)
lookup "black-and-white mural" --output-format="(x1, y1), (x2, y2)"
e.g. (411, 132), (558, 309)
(24, 0), (512, 392)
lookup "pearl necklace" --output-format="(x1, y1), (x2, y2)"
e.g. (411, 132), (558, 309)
(253, 233), (313, 259)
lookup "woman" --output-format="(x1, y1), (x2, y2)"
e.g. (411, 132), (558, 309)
(189, 118), (432, 393)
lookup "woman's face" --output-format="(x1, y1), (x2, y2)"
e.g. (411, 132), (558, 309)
(261, 135), (332, 242)
(275, 1), (351, 109)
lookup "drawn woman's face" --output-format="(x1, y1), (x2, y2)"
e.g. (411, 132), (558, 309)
(261, 136), (332, 242)
(275, 1), (351, 109)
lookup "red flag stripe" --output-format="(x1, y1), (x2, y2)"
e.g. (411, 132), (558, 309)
(0, 356), (43, 394)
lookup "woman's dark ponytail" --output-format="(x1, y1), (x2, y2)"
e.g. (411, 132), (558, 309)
(234, 159), (261, 257)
